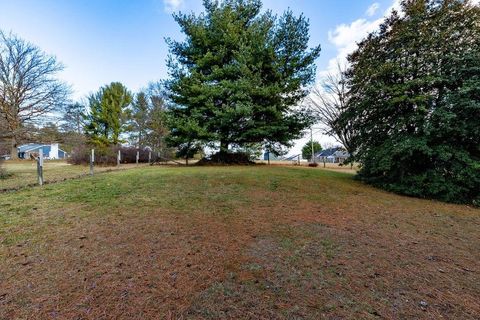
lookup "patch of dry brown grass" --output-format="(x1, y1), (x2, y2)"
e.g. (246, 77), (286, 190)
(0, 166), (478, 319)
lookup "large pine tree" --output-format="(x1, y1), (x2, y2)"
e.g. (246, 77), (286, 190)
(165, 0), (320, 159)
(341, 0), (480, 204)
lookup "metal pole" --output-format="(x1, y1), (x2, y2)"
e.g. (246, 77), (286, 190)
(90, 149), (94, 176)
(310, 128), (315, 163)
(117, 150), (121, 166)
(37, 149), (44, 186)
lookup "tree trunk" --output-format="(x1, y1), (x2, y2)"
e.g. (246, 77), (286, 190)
(220, 140), (229, 154)
(10, 136), (19, 160)
(219, 140), (229, 162)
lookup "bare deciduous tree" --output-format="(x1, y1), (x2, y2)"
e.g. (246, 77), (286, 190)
(0, 31), (69, 159)
(306, 64), (355, 158)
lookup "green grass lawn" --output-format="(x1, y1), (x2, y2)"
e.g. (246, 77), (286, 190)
(0, 166), (479, 319)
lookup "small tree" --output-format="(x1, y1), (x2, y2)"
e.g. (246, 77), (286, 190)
(127, 83), (170, 156)
(61, 102), (85, 134)
(128, 91), (150, 148)
(306, 64), (355, 159)
(59, 102), (87, 152)
(302, 141), (322, 161)
(146, 90), (169, 156)
(85, 82), (132, 147)
(0, 31), (69, 159)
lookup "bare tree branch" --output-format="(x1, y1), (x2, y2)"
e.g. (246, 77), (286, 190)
(0, 30), (69, 158)
(305, 63), (355, 156)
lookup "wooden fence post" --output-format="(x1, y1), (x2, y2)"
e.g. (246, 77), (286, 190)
(37, 149), (44, 186)
(90, 149), (94, 176)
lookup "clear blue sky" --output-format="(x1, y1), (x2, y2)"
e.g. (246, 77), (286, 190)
(0, 0), (401, 154)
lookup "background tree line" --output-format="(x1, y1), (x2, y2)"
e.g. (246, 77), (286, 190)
(2, 0), (321, 166)
(2, 0), (478, 205)
(0, 29), (171, 164)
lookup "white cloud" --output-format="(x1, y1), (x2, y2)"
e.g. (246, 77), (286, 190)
(323, 16), (383, 76)
(321, 0), (404, 76)
(366, 2), (380, 17)
(163, 0), (184, 13)
(384, 0), (402, 15)
(328, 18), (381, 49)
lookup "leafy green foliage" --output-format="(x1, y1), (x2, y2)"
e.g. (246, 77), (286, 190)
(165, 0), (320, 159)
(127, 92), (150, 148)
(128, 84), (171, 156)
(165, 114), (206, 163)
(85, 82), (132, 147)
(342, 0), (480, 204)
(302, 140), (322, 160)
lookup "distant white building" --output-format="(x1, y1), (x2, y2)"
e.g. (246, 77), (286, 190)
(17, 143), (67, 160)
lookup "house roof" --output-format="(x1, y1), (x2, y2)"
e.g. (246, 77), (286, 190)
(315, 147), (349, 158)
(333, 150), (349, 158)
(17, 143), (45, 153)
(17, 143), (66, 154)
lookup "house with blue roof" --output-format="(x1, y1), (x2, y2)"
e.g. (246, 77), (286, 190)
(315, 147), (349, 164)
(17, 143), (67, 160)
